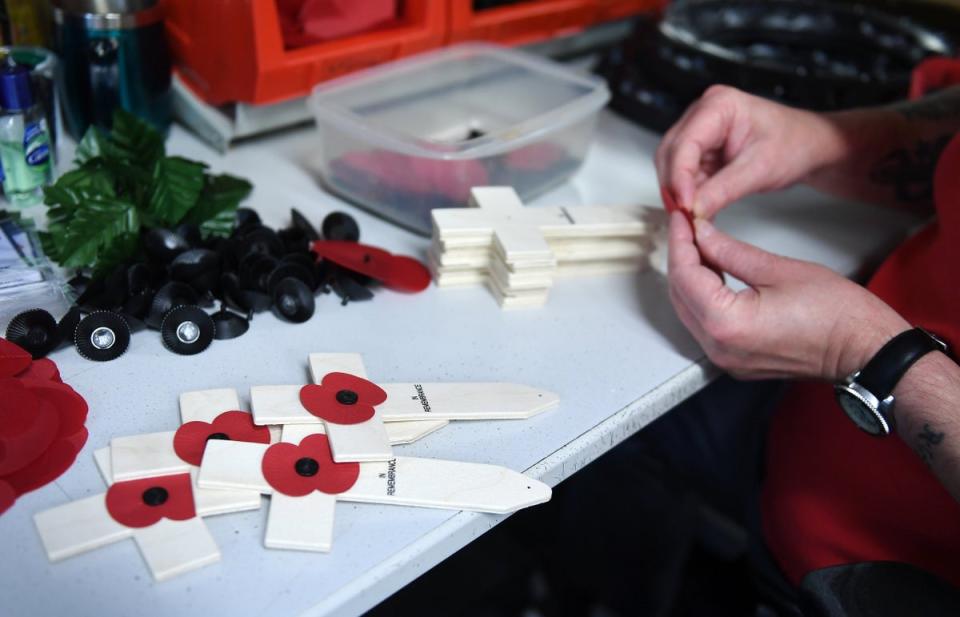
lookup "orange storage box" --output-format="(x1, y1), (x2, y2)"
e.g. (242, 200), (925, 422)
(447, 0), (665, 46)
(162, 0), (447, 106)
(448, 0), (596, 45)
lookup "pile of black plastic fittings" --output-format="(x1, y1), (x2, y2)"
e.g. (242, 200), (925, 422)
(596, 0), (956, 133)
(4, 209), (371, 362)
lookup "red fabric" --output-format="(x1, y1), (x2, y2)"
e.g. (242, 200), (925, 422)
(910, 58), (960, 100)
(0, 342), (88, 516)
(0, 339), (31, 377)
(261, 434), (360, 496)
(173, 410), (271, 466)
(300, 372), (386, 425)
(761, 132), (960, 587)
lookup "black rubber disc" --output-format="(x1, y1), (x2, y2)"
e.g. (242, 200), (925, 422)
(291, 208), (320, 241)
(146, 281), (198, 330)
(6, 309), (60, 359)
(267, 262), (315, 294)
(57, 307), (82, 344)
(160, 305), (215, 355)
(272, 278), (315, 323)
(321, 211), (360, 242)
(211, 305), (249, 340)
(75, 311), (131, 362)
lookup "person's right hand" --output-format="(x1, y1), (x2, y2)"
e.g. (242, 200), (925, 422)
(655, 85), (845, 219)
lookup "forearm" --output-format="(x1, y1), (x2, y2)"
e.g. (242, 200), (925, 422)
(893, 351), (960, 503)
(804, 86), (960, 212)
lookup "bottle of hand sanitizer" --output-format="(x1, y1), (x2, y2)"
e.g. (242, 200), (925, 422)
(0, 63), (52, 208)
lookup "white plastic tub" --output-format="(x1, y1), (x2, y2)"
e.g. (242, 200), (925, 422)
(309, 43), (610, 235)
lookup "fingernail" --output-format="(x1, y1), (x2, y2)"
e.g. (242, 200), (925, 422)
(694, 218), (714, 239)
(692, 198), (705, 219)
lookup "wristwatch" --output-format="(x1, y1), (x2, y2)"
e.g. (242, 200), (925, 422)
(834, 327), (949, 436)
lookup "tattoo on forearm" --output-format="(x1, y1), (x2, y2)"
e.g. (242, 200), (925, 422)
(868, 134), (952, 207)
(915, 423), (945, 467)
(892, 89), (960, 122)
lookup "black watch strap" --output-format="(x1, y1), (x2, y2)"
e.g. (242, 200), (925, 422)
(856, 328), (948, 399)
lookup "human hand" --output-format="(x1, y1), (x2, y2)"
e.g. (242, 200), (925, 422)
(667, 211), (910, 381)
(656, 86), (846, 219)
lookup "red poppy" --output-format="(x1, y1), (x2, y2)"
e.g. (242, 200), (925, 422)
(21, 378), (88, 438)
(15, 358), (61, 382)
(0, 380), (59, 475)
(173, 410), (271, 466)
(310, 241), (431, 293)
(0, 340), (88, 517)
(0, 338), (31, 377)
(660, 185), (680, 215)
(261, 434), (359, 497)
(299, 372), (387, 425)
(105, 473), (196, 528)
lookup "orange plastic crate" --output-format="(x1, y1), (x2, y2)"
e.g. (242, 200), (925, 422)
(162, 0), (446, 106)
(447, 0), (597, 45)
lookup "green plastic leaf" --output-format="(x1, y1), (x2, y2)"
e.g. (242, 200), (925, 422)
(74, 126), (109, 165)
(146, 156), (207, 226)
(184, 173), (252, 237)
(43, 163), (116, 208)
(48, 197), (140, 269)
(92, 232), (140, 276)
(108, 108), (165, 170)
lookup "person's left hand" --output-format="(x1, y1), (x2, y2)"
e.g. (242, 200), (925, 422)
(667, 211), (910, 381)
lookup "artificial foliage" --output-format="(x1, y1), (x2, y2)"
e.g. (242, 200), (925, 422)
(40, 110), (252, 274)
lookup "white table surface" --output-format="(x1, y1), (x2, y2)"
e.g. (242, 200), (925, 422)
(0, 110), (919, 617)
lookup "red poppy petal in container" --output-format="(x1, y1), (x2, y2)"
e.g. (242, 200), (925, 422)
(262, 435), (360, 497)
(310, 241), (431, 293)
(173, 410), (271, 466)
(2, 437), (79, 496)
(505, 143), (566, 172)
(105, 473), (196, 528)
(21, 378), (88, 439)
(0, 396), (59, 476)
(0, 479), (14, 515)
(15, 358), (61, 382)
(0, 339), (31, 377)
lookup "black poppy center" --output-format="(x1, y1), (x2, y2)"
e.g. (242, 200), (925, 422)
(336, 389), (359, 405)
(207, 432), (230, 441)
(142, 486), (169, 507)
(295, 457), (319, 477)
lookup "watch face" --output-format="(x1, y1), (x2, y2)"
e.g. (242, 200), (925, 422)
(835, 386), (884, 436)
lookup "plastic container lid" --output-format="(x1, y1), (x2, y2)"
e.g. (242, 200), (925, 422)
(309, 43), (610, 161)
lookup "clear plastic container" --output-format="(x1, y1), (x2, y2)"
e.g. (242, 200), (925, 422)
(309, 43), (610, 235)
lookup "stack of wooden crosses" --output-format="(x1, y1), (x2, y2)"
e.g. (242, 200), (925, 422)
(33, 353), (557, 581)
(429, 186), (667, 308)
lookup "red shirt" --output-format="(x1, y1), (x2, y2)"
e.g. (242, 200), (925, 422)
(761, 132), (960, 587)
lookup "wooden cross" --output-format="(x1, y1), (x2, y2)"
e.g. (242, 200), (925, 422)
(430, 186), (664, 308)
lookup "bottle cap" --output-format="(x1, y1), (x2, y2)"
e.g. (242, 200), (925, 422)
(0, 64), (33, 111)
